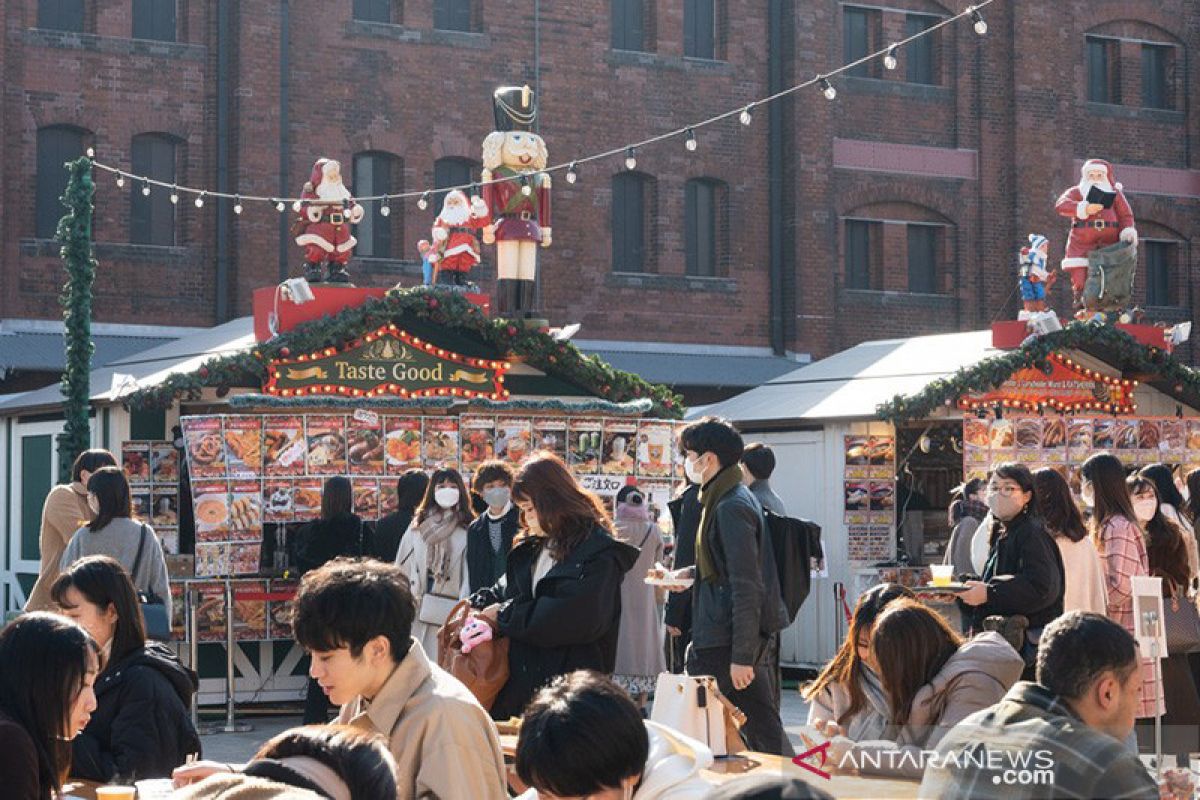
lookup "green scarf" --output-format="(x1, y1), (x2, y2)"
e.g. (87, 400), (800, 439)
(696, 464), (744, 583)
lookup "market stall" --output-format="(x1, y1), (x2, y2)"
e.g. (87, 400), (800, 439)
(702, 321), (1200, 669)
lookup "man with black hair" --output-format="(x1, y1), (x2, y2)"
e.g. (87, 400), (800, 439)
(920, 611), (1157, 799)
(292, 558), (507, 800)
(467, 460), (520, 593)
(671, 417), (792, 756)
(741, 442), (786, 517)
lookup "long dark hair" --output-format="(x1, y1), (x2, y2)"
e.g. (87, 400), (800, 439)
(1033, 468), (1088, 543)
(1185, 468), (1200, 526)
(1140, 463), (1186, 510)
(395, 469), (430, 514)
(514, 453), (613, 560)
(86, 466), (133, 532)
(802, 583), (915, 725)
(51, 556), (146, 667)
(414, 468), (473, 527)
(871, 599), (963, 728)
(252, 724), (397, 799)
(321, 476), (353, 520)
(1127, 476), (1191, 593)
(1081, 453), (1138, 540)
(0, 613), (98, 799)
(71, 449), (116, 484)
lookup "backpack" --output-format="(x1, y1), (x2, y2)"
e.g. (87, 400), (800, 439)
(762, 510), (824, 624)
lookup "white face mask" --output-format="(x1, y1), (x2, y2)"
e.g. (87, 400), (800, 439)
(434, 487), (460, 509)
(684, 455), (707, 485)
(1080, 483), (1095, 508)
(1133, 498), (1158, 523)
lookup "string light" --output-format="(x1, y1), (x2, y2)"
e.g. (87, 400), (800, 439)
(233, 197), (243, 214)
(417, 192), (429, 210)
(739, 105), (754, 125)
(685, 128), (697, 151)
(521, 177), (533, 196)
(884, 45), (898, 70)
(275, 199), (286, 212)
(116, 175), (125, 188)
(379, 199), (391, 217)
(970, 6), (987, 35)
(169, 186), (179, 205)
(141, 179), (151, 196)
(86, 147), (95, 158)
(565, 162), (579, 184)
(624, 148), (637, 170)
(819, 78), (837, 100)
(194, 192), (206, 208)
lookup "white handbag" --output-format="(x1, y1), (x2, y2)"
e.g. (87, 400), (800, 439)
(650, 673), (746, 757)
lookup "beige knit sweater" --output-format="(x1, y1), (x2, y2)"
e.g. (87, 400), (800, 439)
(24, 482), (92, 611)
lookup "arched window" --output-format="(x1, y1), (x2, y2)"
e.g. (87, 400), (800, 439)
(130, 133), (179, 246)
(353, 151), (402, 258)
(842, 201), (952, 293)
(36, 126), (88, 239)
(685, 178), (726, 277)
(612, 172), (653, 273)
(433, 157), (477, 214)
(38, 0), (84, 32)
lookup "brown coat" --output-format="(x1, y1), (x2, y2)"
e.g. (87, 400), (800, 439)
(25, 482), (92, 611)
(337, 639), (507, 800)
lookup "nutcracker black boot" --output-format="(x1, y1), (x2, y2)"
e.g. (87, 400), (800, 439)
(495, 279), (516, 316)
(518, 280), (536, 319)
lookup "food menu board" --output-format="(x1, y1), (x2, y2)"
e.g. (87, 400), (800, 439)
(962, 415), (1200, 486)
(843, 435), (895, 526)
(122, 439), (180, 555)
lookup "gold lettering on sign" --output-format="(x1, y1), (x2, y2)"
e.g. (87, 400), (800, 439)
(286, 366), (328, 380)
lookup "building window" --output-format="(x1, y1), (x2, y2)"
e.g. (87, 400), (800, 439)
(685, 179), (722, 277)
(37, 0), (84, 32)
(844, 220), (879, 290)
(433, 0), (472, 32)
(611, 0), (646, 51)
(353, 0), (393, 23)
(1144, 241), (1174, 306)
(612, 173), (648, 273)
(36, 126), (87, 239)
(353, 152), (400, 259)
(130, 134), (177, 246)
(684, 0), (715, 59)
(433, 157), (475, 212)
(905, 13), (938, 85)
(907, 224), (939, 293)
(132, 0), (176, 41)
(844, 7), (880, 78)
(1086, 36), (1120, 104)
(1141, 44), (1174, 110)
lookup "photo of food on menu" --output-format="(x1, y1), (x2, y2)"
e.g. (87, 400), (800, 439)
(385, 417), (424, 473)
(305, 415), (348, 475)
(460, 416), (496, 472)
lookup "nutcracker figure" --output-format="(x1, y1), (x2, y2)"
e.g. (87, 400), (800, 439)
(293, 158), (365, 284)
(429, 189), (491, 286)
(1054, 159), (1138, 313)
(481, 85), (551, 317)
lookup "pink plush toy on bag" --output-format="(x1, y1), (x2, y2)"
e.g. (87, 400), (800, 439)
(460, 616), (493, 653)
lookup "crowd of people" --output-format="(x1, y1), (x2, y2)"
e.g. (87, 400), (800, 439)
(6, 427), (1200, 798)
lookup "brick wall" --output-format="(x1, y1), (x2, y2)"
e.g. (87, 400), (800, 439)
(2, 1), (1197, 365)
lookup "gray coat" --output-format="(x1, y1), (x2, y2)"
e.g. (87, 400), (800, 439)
(691, 482), (788, 665)
(61, 517), (172, 620)
(748, 479), (786, 517)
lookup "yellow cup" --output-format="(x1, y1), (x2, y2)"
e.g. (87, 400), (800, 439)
(930, 564), (954, 587)
(96, 788), (136, 800)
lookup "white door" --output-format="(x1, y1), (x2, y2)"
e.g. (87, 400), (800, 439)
(4, 419), (66, 613)
(748, 430), (839, 667)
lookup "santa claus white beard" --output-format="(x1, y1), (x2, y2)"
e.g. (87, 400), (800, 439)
(316, 179), (351, 202)
(1079, 178), (1113, 196)
(439, 202), (470, 225)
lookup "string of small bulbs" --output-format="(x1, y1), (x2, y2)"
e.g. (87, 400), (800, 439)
(89, 1), (993, 214)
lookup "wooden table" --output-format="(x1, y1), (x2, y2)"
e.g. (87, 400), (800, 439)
(499, 736), (920, 799)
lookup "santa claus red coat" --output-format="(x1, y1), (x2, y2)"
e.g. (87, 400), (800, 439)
(294, 159), (362, 266)
(431, 191), (492, 273)
(1054, 159), (1136, 290)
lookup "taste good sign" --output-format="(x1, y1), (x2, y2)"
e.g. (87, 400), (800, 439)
(958, 352), (1136, 414)
(264, 324), (509, 400)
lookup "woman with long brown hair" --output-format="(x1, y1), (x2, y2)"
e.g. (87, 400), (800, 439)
(470, 453), (638, 721)
(1033, 467), (1106, 614)
(803, 583), (913, 741)
(824, 600), (1023, 779)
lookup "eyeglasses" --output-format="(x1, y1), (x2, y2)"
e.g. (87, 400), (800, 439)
(987, 484), (1023, 497)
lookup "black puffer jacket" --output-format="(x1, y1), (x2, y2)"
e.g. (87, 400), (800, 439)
(71, 642), (201, 781)
(965, 509), (1065, 631)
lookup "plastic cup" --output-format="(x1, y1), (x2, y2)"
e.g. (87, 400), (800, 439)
(96, 788), (136, 800)
(930, 564), (954, 587)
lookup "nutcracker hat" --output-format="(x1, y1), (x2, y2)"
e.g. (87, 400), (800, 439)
(1080, 158), (1121, 190)
(492, 85), (537, 132)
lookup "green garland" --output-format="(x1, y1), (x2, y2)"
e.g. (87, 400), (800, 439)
(126, 287), (685, 418)
(877, 320), (1193, 423)
(57, 157), (98, 481)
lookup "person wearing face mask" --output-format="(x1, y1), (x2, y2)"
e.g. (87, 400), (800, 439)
(466, 461), (520, 594)
(26, 449), (117, 612)
(612, 485), (668, 710)
(396, 468), (474, 658)
(958, 462), (1064, 677)
(1126, 475), (1200, 758)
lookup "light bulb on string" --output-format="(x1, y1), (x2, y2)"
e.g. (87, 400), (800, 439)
(624, 148), (637, 171)
(233, 196), (243, 215)
(116, 174), (125, 188)
(970, 7), (987, 35)
(565, 162), (579, 184)
(170, 186), (179, 205)
(819, 78), (837, 100)
(86, 147), (95, 158)
(418, 192), (429, 210)
(380, 199), (391, 217)
(141, 180), (151, 197)
(195, 192), (206, 208)
(275, 199), (286, 212)
(292, 199), (303, 213)
(884, 45), (898, 70)
(739, 105), (754, 125)
(521, 177), (532, 196)
(685, 128), (698, 151)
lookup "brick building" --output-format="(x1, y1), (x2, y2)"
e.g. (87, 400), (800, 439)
(2, 1), (1198, 397)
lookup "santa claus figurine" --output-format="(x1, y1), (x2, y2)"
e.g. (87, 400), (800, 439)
(429, 189), (491, 287)
(293, 158), (365, 284)
(1054, 159), (1137, 310)
(481, 84), (551, 318)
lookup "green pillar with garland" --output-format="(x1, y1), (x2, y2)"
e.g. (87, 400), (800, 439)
(56, 156), (97, 482)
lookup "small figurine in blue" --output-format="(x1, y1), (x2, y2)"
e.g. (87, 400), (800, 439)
(417, 239), (434, 286)
(1017, 234), (1054, 320)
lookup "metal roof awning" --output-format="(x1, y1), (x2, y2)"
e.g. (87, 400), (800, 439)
(578, 347), (803, 389)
